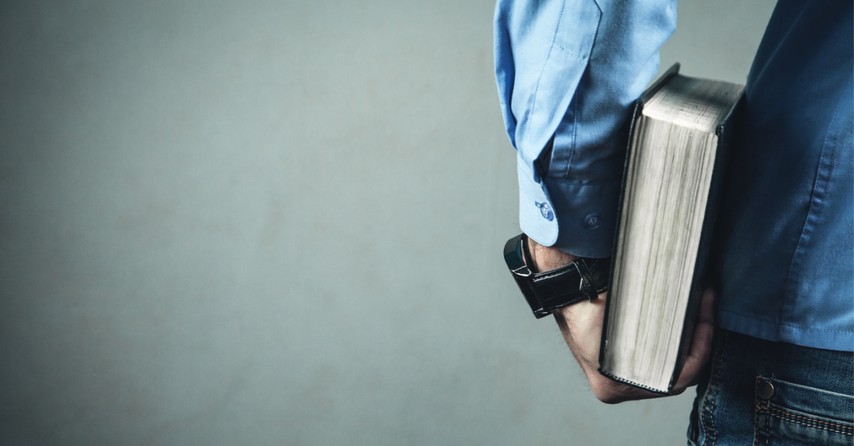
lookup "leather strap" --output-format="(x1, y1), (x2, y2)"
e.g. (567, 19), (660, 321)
(504, 233), (610, 318)
(530, 257), (610, 312)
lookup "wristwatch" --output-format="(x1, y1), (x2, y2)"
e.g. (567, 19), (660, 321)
(503, 233), (610, 318)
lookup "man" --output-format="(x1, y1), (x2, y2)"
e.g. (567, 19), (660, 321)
(496, 1), (853, 444)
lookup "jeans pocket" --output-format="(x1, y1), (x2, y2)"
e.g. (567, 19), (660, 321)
(754, 376), (854, 445)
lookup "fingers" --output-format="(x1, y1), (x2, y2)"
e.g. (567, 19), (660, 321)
(696, 287), (716, 326)
(561, 288), (716, 401)
(674, 289), (716, 390)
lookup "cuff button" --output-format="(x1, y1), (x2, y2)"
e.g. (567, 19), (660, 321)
(535, 201), (555, 221)
(584, 213), (601, 229)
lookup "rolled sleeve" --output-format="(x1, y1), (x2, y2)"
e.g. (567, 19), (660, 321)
(495, 0), (676, 257)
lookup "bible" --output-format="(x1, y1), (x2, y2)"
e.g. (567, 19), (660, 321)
(598, 64), (744, 393)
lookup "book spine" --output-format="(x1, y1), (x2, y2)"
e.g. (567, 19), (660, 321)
(597, 368), (670, 395)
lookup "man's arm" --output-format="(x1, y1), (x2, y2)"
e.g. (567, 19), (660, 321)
(528, 238), (716, 403)
(495, 0), (677, 257)
(496, 0), (711, 401)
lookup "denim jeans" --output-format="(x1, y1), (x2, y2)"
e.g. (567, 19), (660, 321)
(688, 330), (854, 445)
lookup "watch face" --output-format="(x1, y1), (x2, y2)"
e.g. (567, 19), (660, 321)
(504, 234), (549, 318)
(503, 234), (531, 277)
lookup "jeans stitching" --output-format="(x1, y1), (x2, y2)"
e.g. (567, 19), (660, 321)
(754, 377), (771, 445)
(696, 331), (854, 445)
(766, 405), (854, 436)
(764, 401), (770, 446)
(702, 332), (729, 446)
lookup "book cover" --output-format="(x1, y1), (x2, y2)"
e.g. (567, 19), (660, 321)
(598, 64), (744, 393)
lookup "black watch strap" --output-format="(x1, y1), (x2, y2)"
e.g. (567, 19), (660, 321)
(504, 234), (610, 318)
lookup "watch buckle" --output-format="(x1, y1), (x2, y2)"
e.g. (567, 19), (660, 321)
(573, 259), (598, 301)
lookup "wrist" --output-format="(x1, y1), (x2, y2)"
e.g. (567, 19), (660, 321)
(504, 233), (610, 319)
(526, 237), (578, 272)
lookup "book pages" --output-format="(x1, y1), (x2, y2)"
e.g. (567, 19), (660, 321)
(600, 71), (744, 392)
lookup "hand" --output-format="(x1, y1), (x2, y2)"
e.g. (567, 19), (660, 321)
(527, 239), (716, 404)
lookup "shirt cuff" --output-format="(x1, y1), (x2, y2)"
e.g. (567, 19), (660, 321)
(517, 155), (621, 258)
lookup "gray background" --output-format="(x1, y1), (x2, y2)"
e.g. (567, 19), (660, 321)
(1, 1), (775, 444)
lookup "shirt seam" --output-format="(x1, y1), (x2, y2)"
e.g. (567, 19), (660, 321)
(718, 309), (854, 334)
(526, 0), (567, 147)
(781, 89), (843, 319)
(561, 2), (603, 179)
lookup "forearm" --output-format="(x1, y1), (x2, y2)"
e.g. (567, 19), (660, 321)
(495, 0), (676, 256)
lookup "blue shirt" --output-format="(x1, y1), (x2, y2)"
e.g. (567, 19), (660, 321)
(495, 0), (853, 352)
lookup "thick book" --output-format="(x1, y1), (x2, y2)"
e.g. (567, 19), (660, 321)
(598, 64), (744, 393)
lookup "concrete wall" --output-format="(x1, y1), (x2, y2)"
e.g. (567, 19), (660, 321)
(0, 1), (775, 444)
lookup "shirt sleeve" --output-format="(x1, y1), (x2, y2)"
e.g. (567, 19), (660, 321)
(494, 0), (676, 258)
